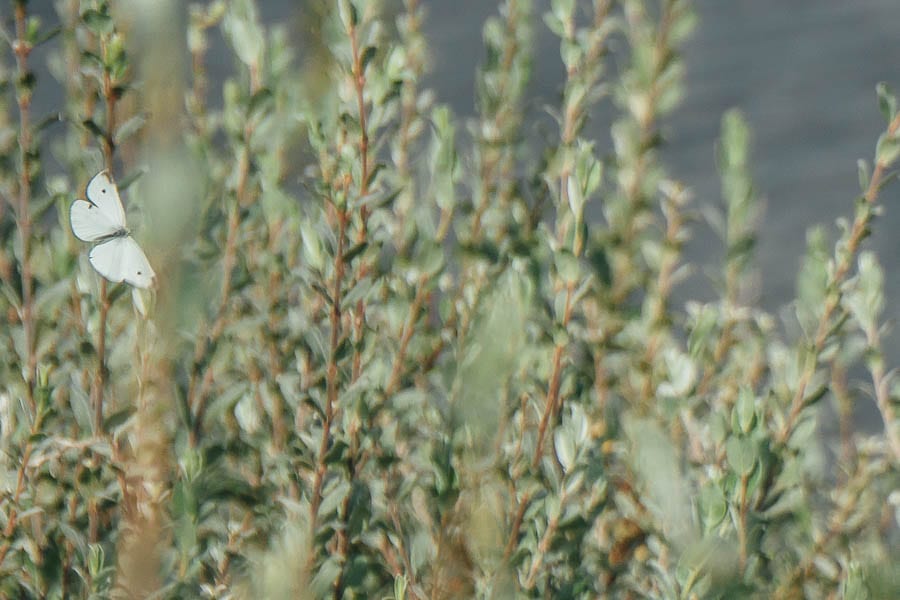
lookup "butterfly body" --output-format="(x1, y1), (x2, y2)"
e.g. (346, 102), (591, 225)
(70, 170), (155, 289)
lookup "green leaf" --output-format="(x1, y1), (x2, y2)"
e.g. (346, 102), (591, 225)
(733, 387), (756, 434)
(876, 82), (897, 124)
(247, 87), (273, 118)
(360, 45), (377, 74)
(551, 0), (576, 23)
(81, 9), (114, 35)
(394, 575), (408, 600)
(843, 251), (884, 335)
(875, 131), (900, 167)
(858, 159), (870, 192)
(339, 0), (358, 30)
(414, 244), (444, 278)
(70, 387), (94, 435)
(311, 557), (342, 597)
(33, 25), (62, 48)
(843, 563), (872, 600)
(81, 118), (108, 141)
(725, 435), (757, 475)
(318, 479), (350, 518)
(699, 482), (727, 530)
(543, 12), (566, 38)
(117, 168), (145, 192)
(223, 1), (263, 67)
(114, 114), (146, 144)
(342, 241), (368, 263)
(554, 250), (580, 283)
(104, 406), (135, 432)
(554, 427), (575, 473)
(80, 50), (104, 71)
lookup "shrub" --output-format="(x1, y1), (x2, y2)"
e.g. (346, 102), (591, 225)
(0, 0), (897, 598)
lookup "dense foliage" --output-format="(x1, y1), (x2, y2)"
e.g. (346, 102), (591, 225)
(0, 0), (897, 598)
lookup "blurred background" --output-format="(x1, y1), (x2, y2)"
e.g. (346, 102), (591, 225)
(260, 0), (900, 435)
(26, 0), (900, 420)
(248, 0), (900, 352)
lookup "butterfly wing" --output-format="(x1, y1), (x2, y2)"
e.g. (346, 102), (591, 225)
(88, 236), (155, 289)
(70, 199), (124, 242)
(85, 170), (126, 229)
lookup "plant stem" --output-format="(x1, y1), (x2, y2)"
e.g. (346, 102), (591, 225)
(386, 278), (428, 395)
(0, 400), (47, 568)
(188, 138), (251, 445)
(778, 111), (900, 448)
(504, 1), (613, 567)
(91, 30), (119, 437)
(523, 486), (568, 589)
(532, 283), (574, 470)
(347, 14), (371, 385)
(737, 472), (750, 571)
(865, 327), (900, 462)
(470, 0), (527, 242)
(13, 1), (36, 411)
(309, 206), (348, 534)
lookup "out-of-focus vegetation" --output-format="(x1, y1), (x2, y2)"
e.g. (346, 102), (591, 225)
(0, 0), (897, 597)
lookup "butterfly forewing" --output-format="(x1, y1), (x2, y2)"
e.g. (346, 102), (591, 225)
(89, 236), (155, 289)
(70, 199), (125, 242)
(85, 170), (126, 229)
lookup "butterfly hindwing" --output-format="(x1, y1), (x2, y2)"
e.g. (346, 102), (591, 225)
(89, 236), (155, 289)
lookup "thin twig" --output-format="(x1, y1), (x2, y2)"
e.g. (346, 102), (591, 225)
(386, 279), (428, 395)
(347, 14), (372, 385)
(12, 2), (37, 411)
(187, 138), (252, 445)
(91, 28), (119, 437)
(865, 328), (900, 463)
(777, 111), (900, 447)
(309, 207), (349, 533)
(503, 1), (613, 565)
(0, 401), (47, 568)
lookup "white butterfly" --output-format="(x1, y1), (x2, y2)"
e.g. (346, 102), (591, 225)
(70, 170), (156, 289)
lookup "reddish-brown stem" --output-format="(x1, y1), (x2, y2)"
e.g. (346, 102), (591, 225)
(347, 17), (371, 385)
(349, 19), (370, 236)
(385, 279), (428, 395)
(524, 485), (570, 589)
(93, 279), (109, 434)
(429, 510), (454, 600)
(737, 472), (750, 571)
(531, 284), (574, 470)
(91, 31), (119, 436)
(778, 111), (900, 447)
(309, 207), (349, 533)
(504, 1), (613, 568)
(830, 362), (856, 469)
(0, 402), (47, 567)
(470, 1), (524, 242)
(394, 0), (423, 245)
(13, 2), (36, 411)
(502, 491), (530, 561)
(187, 142), (251, 445)
(326, 19), (376, 591)
(867, 338), (900, 462)
(501, 283), (574, 559)
(775, 461), (878, 593)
